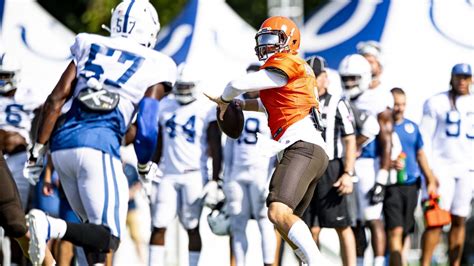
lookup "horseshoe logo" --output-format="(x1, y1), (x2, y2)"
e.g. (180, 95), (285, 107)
(19, 25), (72, 61)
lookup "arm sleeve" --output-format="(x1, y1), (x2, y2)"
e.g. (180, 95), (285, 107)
(221, 69), (287, 101)
(134, 97), (160, 164)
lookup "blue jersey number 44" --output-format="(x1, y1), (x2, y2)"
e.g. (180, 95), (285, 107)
(165, 114), (196, 143)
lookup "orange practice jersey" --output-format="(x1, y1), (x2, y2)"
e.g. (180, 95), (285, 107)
(259, 52), (319, 140)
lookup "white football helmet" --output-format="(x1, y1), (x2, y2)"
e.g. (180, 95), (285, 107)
(357, 40), (382, 61)
(173, 63), (200, 104)
(338, 54), (372, 99)
(207, 200), (231, 236)
(110, 0), (160, 48)
(0, 52), (21, 93)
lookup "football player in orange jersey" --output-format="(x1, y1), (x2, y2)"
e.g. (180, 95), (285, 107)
(207, 16), (329, 265)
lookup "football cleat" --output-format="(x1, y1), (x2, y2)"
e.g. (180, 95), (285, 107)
(26, 209), (50, 266)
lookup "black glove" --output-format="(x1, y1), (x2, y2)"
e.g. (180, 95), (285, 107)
(368, 182), (385, 204)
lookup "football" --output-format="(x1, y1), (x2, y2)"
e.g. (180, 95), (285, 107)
(216, 100), (244, 139)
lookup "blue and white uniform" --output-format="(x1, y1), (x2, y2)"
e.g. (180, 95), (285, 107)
(50, 33), (177, 238)
(223, 104), (276, 266)
(0, 96), (36, 209)
(150, 96), (215, 230)
(353, 85), (394, 221)
(420, 91), (474, 217)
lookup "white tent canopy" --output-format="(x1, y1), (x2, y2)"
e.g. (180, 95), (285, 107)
(0, 0), (75, 103)
(155, 0), (257, 94)
(303, 0), (474, 122)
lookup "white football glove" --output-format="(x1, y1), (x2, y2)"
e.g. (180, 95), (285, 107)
(137, 162), (161, 196)
(201, 180), (225, 209)
(23, 143), (46, 185)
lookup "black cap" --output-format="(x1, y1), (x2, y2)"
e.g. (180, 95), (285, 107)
(306, 56), (328, 77)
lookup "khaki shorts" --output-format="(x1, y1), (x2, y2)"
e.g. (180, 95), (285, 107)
(266, 141), (328, 216)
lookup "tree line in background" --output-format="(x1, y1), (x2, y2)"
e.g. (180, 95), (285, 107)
(38, 0), (326, 34)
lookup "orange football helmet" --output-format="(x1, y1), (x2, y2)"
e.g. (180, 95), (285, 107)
(255, 16), (300, 61)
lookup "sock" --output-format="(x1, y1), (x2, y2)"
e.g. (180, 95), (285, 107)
(356, 257), (364, 266)
(287, 220), (323, 265)
(374, 256), (385, 266)
(258, 218), (276, 264)
(46, 216), (67, 239)
(63, 223), (118, 252)
(188, 251), (200, 266)
(231, 221), (248, 266)
(148, 245), (165, 266)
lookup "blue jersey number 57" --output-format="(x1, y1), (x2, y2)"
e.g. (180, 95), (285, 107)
(81, 43), (144, 88)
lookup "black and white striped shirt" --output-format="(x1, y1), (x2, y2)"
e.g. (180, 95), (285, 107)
(319, 92), (355, 160)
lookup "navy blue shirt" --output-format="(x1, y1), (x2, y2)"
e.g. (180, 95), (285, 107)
(394, 118), (424, 184)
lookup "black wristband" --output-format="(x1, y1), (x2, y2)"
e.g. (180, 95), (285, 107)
(220, 96), (232, 103)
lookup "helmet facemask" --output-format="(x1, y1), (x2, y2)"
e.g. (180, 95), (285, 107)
(0, 71), (18, 94)
(0, 53), (21, 94)
(338, 54), (372, 100)
(255, 29), (289, 61)
(173, 81), (197, 105)
(341, 75), (364, 99)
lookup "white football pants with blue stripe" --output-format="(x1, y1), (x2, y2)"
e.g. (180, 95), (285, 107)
(52, 147), (128, 238)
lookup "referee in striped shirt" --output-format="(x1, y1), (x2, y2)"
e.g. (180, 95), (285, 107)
(303, 56), (357, 266)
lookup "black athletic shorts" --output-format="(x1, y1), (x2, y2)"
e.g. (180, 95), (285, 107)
(267, 141), (328, 217)
(383, 181), (420, 235)
(0, 151), (27, 238)
(303, 159), (353, 228)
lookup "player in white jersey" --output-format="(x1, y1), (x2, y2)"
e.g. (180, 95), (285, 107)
(339, 53), (394, 266)
(420, 63), (474, 266)
(0, 51), (42, 265)
(0, 51), (37, 210)
(148, 64), (222, 266)
(23, 1), (177, 265)
(222, 64), (277, 266)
